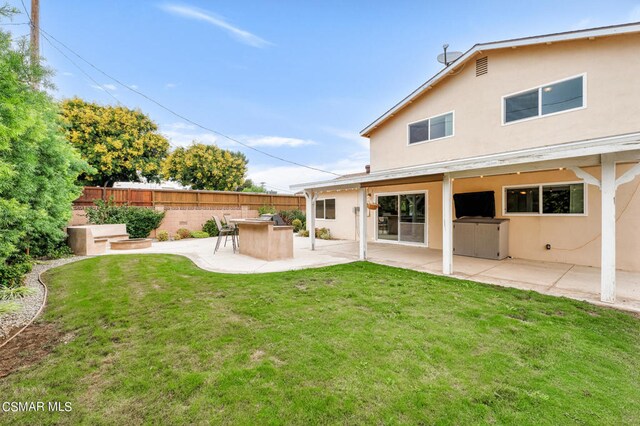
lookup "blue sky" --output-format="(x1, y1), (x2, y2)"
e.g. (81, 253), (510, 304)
(4, 1), (640, 192)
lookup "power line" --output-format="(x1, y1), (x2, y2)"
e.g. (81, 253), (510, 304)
(20, 1), (340, 177)
(19, 0), (120, 104)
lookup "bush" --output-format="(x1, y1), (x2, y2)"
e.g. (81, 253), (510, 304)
(0, 255), (33, 289)
(85, 199), (165, 238)
(291, 218), (303, 232)
(173, 234), (182, 241)
(202, 219), (219, 237)
(176, 228), (191, 239)
(190, 231), (210, 238)
(157, 230), (169, 242)
(258, 205), (277, 215)
(298, 229), (309, 237)
(0, 286), (35, 300)
(278, 209), (306, 227)
(0, 301), (20, 317)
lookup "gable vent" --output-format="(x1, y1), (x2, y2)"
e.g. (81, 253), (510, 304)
(476, 56), (488, 76)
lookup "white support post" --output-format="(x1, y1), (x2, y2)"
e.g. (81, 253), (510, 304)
(442, 173), (453, 275)
(304, 190), (318, 251)
(600, 154), (616, 303)
(358, 188), (367, 260)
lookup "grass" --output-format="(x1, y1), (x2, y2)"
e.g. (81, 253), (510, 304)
(0, 301), (20, 316)
(1, 255), (639, 425)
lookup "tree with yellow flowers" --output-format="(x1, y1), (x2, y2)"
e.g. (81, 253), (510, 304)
(162, 143), (247, 191)
(60, 98), (170, 187)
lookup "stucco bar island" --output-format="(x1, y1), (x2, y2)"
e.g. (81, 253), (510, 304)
(234, 219), (294, 261)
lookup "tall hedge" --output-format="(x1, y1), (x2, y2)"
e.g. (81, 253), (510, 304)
(0, 6), (88, 287)
(85, 200), (165, 238)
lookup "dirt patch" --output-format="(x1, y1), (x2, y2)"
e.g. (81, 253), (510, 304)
(0, 321), (65, 378)
(250, 349), (266, 362)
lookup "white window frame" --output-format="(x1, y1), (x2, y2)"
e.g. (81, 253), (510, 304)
(501, 73), (587, 126)
(374, 190), (429, 247)
(502, 181), (588, 217)
(315, 198), (336, 221)
(407, 110), (455, 146)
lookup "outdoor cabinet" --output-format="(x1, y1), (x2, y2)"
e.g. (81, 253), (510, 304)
(453, 217), (510, 260)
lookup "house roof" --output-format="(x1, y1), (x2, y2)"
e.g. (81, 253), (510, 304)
(360, 21), (640, 138)
(290, 132), (640, 192)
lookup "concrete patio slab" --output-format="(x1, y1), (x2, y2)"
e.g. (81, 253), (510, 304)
(475, 259), (574, 287)
(103, 236), (640, 313)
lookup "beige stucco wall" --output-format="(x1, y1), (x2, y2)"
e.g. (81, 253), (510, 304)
(316, 168), (640, 271)
(314, 191), (359, 240)
(368, 33), (640, 171)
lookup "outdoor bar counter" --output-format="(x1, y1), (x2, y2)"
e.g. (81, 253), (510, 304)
(234, 219), (294, 261)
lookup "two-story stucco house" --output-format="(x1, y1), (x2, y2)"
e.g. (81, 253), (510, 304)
(291, 23), (640, 305)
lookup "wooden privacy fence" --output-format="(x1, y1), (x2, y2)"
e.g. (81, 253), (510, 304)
(74, 187), (305, 211)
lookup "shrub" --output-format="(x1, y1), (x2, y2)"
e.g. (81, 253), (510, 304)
(278, 209), (306, 227)
(0, 301), (20, 317)
(85, 199), (165, 238)
(157, 230), (169, 242)
(298, 229), (309, 237)
(291, 219), (303, 232)
(173, 234), (182, 241)
(176, 228), (191, 239)
(0, 255), (32, 289)
(190, 231), (210, 238)
(202, 219), (219, 237)
(258, 205), (277, 215)
(319, 230), (332, 240)
(0, 286), (35, 300)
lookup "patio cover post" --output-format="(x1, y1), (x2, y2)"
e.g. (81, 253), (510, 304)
(600, 154), (616, 303)
(358, 188), (367, 260)
(304, 190), (318, 251)
(442, 173), (453, 275)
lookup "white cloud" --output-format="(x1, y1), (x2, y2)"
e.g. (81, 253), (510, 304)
(237, 135), (317, 148)
(90, 83), (117, 92)
(129, 84), (139, 90)
(160, 4), (271, 48)
(630, 5), (640, 21)
(61, 71), (73, 77)
(322, 126), (369, 150)
(165, 83), (177, 89)
(570, 18), (593, 30)
(160, 122), (218, 147)
(248, 153), (369, 194)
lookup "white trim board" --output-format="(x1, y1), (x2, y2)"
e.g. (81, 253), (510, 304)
(290, 132), (640, 192)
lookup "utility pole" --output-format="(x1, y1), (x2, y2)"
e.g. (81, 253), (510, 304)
(29, 0), (39, 64)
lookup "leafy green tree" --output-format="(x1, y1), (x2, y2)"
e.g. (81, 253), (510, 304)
(162, 142), (248, 190)
(0, 5), (89, 286)
(60, 98), (170, 187)
(238, 179), (266, 193)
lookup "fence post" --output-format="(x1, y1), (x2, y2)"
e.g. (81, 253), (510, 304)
(196, 191), (200, 207)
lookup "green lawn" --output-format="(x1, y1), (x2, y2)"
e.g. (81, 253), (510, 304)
(2, 255), (640, 425)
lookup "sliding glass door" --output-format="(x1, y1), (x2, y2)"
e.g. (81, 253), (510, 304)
(376, 192), (426, 245)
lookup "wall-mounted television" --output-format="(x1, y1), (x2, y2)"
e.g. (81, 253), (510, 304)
(453, 191), (495, 218)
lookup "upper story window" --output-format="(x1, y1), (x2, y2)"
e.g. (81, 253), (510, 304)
(316, 198), (336, 220)
(503, 75), (585, 124)
(408, 111), (454, 144)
